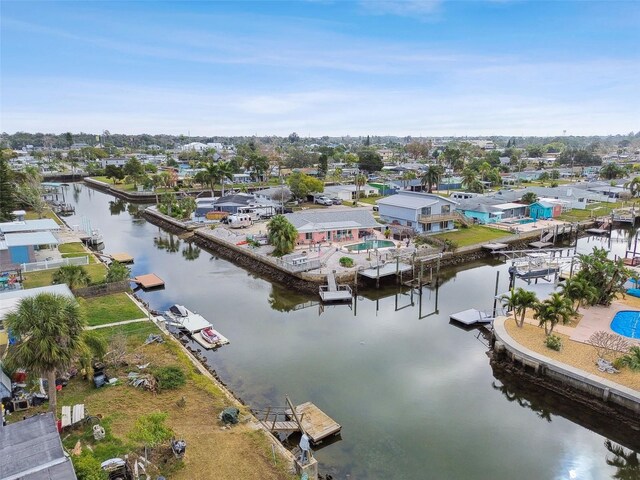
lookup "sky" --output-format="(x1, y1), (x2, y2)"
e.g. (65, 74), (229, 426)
(1, 0), (639, 137)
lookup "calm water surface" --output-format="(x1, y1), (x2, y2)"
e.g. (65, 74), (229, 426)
(64, 185), (639, 480)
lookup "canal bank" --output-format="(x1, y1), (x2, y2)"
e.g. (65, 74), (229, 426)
(492, 316), (640, 432)
(63, 183), (638, 479)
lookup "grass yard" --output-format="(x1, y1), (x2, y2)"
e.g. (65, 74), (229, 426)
(23, 263), (107, 289)
(79, 293), (144, 326)
(357, 196), (384, 205)
(432, 225), (509, 247)
(53, 322), (295, 479)
(24, 209), (64, 225)
(58, 242), (96, 263)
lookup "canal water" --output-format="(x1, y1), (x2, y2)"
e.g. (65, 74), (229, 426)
(64, 185), (639, 480)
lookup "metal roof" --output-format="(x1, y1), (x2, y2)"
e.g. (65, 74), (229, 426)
(0, 412), (78, 480)
(4, 232), (59, 247)
(0, 220), (60, 234)
(377, 192), (457, 209)
(0, 285), (75, 322)
(285, 209), (379, 232)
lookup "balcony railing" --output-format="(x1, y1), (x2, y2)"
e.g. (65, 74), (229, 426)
(418, 212), (458, 224)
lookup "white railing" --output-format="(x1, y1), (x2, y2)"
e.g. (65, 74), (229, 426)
(21, 256), (89, 272)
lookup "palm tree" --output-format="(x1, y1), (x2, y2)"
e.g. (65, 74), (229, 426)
(624, 177), (640, 198)
(5, 293), (86, 414)
(421, 165), (444, 193)
(217, 161), (234, 197)
(400, 171), (416, 190)
(354, 173), (367, 204)
(501, 288), (539, 328)
(52, 265), (91, 290)
(605, 439), (640, 480)
(560, 277), (598, 314)
(521, 192), (538, 205)
(461, 168), (479, 191)
(534, 293), (573, 335)
(203, 162), (220, 196)
(267, 215), (298, 256)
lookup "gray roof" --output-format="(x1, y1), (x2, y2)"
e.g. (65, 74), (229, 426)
(377, 192), (458, 210)
(0, 220), (60, 234)
(0, 285), (75, 321)
(285, 208), (379, 233)
(214, 193), (255, 207)
(0, 413), (78, 480)
(3, 232), (59, 248)
(457, 202), (504, 214)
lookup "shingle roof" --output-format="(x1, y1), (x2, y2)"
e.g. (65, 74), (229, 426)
(0, 413), (78, 479)
(377, 192), (457, 209)
(285, 208), (379, 232)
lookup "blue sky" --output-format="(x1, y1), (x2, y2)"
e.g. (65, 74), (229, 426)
(1, 1), (639, 136)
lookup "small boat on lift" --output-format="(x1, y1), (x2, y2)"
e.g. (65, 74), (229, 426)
(201, 326), (221, 345)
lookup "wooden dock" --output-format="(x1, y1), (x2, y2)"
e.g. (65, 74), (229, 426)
(192, 328), (230, 350)
(359, 262), (412, 279)
(319, 271), (352, 302)
(528, 241), (553, 249)
(132, 273), (165, 289)
(110, 252), (134, 264)
(483, 242), (508, 252)
(450, 309), (493, 326)
(259, 397), (341, 445)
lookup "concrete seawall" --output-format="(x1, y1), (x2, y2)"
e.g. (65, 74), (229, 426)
(492, 316), (640, 427)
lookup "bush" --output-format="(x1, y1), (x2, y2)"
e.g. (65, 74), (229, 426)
(105, 261), (130, 283)
(339, 257), (354, 267)
(73, 451), (108, 480)
(128, 412), (173, 448)
(443, 239), (458, 252)
(154, 366), (186, 391)
(617, 346), (640, 371)
(545, 334), (563, 351)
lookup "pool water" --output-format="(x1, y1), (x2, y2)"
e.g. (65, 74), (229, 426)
(519, 218), (535, 224)
(345, 239), (396, 251)
(610, 310), (640, 339)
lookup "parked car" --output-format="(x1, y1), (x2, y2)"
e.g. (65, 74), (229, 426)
(331, 198), (343, 205)
(315, 196), (333, 206)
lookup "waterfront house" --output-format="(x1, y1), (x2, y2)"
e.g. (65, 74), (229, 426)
(0, 231), (59, 270)
(285, 208), (379, 244)
(0, 219), (60, 235)
(457, 202), (504, 224)
(376, 191), (458, 234)
(529, 201), (562, 220)
(323, 184), (378, 201)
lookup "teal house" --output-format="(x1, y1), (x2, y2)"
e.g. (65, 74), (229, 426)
(529, 201), (561, 220)
(457, 204), (503, 224)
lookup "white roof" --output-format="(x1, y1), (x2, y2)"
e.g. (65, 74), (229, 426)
(0, 219), (60, 233)
(493, 202), (526, 210)
(377, 192), (458, 209)
(4, 231), (59, 248)
(0, 284), (75, 321)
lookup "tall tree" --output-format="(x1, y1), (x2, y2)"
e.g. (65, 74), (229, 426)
(5, 293), (85, 414)
(0, 155), (17, 221)
(267, 215), (298, 256)
(501, 288), (539, 328)
(217, 161), (234, 197)
(354, 173), (367, 204)
(357, 149), (383, 173)
(534, 293), (573, 335)
(560, 276), (598, 314)
(421, 165), (444, 193)
(625, 177), (640, 198)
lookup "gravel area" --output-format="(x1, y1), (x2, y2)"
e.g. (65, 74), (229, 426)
(504, 316), (640, 391)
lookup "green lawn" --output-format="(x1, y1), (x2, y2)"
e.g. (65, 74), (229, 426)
(23, 263), (107, 288)
(432, 225), (510, 247)
(24, 209), (64, 225)
(358, 196), (384, 205)
(59, 242), (87, 254)
(79, 293), (144, 326)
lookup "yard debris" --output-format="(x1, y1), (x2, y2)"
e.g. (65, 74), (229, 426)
(144, 334), (164, 345)
(127, 372), (158, 392)
(596, 357), (620, 374)
(220, 407), (240, 425)
(137, 363), (150, 370)
(93, 424), (106, 441)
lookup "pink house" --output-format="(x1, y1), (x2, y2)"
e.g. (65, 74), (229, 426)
(285, 209), (380, 245)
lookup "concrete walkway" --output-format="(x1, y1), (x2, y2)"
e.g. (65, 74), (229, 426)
(86, 318), (149, 330)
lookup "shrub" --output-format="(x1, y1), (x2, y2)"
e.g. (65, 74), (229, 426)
(617, 346), (640, 371)
(545, 334), (563, 351)
(154, 366), (186, 391)
(128, 412), (173, 448)
(105, 261), (130, 283)
(73, 451), (109, 480)
(443, 239), (458, 252)
(339, 257), (354, 268)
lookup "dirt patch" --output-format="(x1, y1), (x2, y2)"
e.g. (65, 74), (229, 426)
(504, 317), (640, 391)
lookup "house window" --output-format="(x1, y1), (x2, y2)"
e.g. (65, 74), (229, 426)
(441, 205), (450, 214)
(425, 223), (432, 232)
(305, 233), (312, 240)
(440, 221), (448, 229)
(421, 207), (431, 215)
(407, 221), (412, 227)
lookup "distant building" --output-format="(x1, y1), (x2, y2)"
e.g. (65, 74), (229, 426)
(100, 157), (127, 168)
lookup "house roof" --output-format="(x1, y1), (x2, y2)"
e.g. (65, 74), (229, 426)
(3, 232), (59, 249)
(493, 202), (526, 210)
(377, 192), (458, 210)
(0, 220), (60, 234)
(0, 285), (75, 322)
(324, 184), (377, 194)
(532, 201), (554, 208)
(214, 193), (255, 207)
(285, 208), (379, 233)
(458, 203), (504, 214)
(0, 412), (78, 480)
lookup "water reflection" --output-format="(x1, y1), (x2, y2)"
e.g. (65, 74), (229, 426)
(153, 232), (181, 253)
(108, 198), (127, 215)
(605, 440), (640, 479)
(268, 283), (319, 312)
(181, 242), (201, 261)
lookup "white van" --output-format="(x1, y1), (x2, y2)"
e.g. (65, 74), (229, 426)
(227, 214), (253, 229)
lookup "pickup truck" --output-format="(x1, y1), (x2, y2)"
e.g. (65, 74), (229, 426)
(315, 196), (333, 206)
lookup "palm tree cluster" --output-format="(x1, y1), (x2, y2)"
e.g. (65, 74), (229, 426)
(267, 215), (298, 257)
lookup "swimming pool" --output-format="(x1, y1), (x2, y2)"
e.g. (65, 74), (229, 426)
(345, 240), (396, 251)
(518, 218), (535, 224)
(610, 310), (640, 339)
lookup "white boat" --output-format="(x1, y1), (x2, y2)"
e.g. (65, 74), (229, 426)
(163, 304), (211, 333)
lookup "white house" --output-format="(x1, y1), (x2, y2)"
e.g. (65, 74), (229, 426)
(376, 191), (458, 234)
(324, 184), (378, 201)
(100, 157), (127, 168)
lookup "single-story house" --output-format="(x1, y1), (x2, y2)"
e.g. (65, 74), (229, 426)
(0, 284), (75, 349)
(285, 208), (380, 244)
(323, 184), (378, 201)
(253, 186), (292, 204)
(493, 202), (528, 219)
(530, 201), (562, 220)
(100, 157), (127, 168)
(0, 412), (78, 479)
(0, 219), (60, 235)
(457, 203), (504, 224)
(376, 191), (458, 234)
(0, 231), (59, 269)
